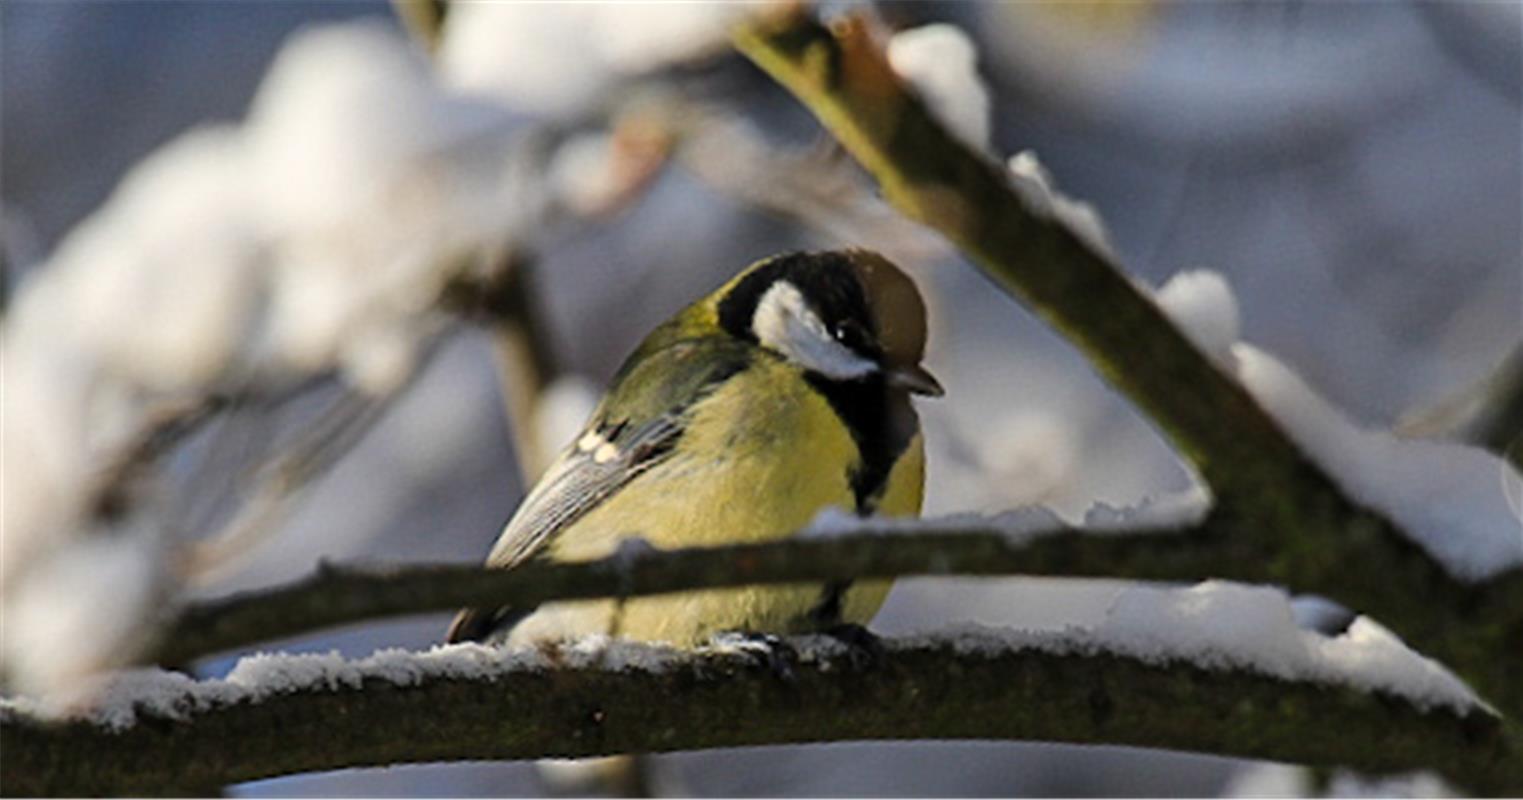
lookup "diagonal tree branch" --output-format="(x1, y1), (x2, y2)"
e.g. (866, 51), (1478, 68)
(6, 633), (1518, 796)
(731, 11), (1523, 721)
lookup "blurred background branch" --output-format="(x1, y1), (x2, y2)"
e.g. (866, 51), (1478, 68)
(1399, 342), (1523, 469)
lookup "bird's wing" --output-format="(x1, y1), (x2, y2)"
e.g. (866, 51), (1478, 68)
(446, 337), (753, 643)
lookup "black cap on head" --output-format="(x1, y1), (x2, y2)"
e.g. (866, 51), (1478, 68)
(717, 250), (937, 394)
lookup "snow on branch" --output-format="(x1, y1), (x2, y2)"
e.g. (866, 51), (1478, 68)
(5, 630), (1516, 796)
(732, 9), (1523, 721)
(137, 506), (1508, 730)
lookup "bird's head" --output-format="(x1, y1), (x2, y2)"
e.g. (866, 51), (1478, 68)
(715, 250), (943, 396)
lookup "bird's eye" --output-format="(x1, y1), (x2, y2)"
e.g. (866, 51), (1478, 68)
(834, 319), (873, 352)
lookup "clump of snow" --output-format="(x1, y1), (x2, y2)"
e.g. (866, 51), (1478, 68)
(1152, 269), (1241, 361)
(49, 126), (260, 392)
(1, 127), (260, 615)
(1097, 582), (1481, 713)
(1289, 594), (1354, 635)
(246, 21), (529, 391)
(1325, 770), (1456, 798)
(1097, 581), (1314, 677)
(1007, 151), (1113, 257)
(978, 409), (1081, 507)
(1222, 763), (1311, 798)
(800, 506), (1068, 544)
(0, 19), (553, 694)
(1, 527), (169, 697)
(912, 580), (1481, 714)
(548, 132), (626, 216)
(887, 24), (992, 152)
(439, 2), (758, 118)
(1224, 763), (1454, 798)
(1142, 268), (1521, 581)
(1082, 485), (1212, 531)
(1234, 343), (1523, 581)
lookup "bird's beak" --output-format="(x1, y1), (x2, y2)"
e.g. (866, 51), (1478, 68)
(888, 363), (944, 397)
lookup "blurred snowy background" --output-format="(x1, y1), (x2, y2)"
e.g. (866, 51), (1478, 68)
(2, 1), (1518, 796)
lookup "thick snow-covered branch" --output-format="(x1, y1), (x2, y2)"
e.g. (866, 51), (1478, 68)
(6, 631), (1517, 796)
(733, 10), (1523, 720)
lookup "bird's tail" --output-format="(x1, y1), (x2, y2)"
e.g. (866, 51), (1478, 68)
(444, 606), (518, 644)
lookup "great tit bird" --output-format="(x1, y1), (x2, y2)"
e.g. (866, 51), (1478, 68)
(447, 249), (941, 647)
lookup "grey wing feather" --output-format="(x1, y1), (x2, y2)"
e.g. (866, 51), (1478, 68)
(444, 415), (683, 643)
(485, 415), (684, 569)
(445, 337), (751, 644)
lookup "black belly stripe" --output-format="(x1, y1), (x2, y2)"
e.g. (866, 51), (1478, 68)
(804, 373), (918, 513)
(800, 374), (916, 629)
(808, 579), (850, 626)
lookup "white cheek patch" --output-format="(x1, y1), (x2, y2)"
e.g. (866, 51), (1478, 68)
(752, 281), (878, 380)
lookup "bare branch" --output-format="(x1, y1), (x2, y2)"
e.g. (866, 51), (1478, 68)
(7, 633), (1517, 796)
(159, 521), (1216, 665)
(442, 251), (564, 481)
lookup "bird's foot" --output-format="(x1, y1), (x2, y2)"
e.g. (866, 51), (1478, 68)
(706, 631), (798, 683)
(822, 623), (886, 671)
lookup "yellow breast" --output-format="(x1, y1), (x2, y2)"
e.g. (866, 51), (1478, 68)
(507, 356), (924, 647)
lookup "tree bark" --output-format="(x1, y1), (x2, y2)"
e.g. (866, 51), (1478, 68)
(6, 633), (1517, 796)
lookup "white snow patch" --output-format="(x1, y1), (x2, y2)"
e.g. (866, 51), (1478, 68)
(1222, 763), (1311, 798)
(1, 528), (169, 697)
(1152, 269), (1241, 361)
(887, 24), (992, 151)
(246, 21), (528, 388)
(1234, 343), (1523, 580)
(1289, 594), (1353, 634)
(4, 640), (682, 731)
(440, 2), (755, 118)
(1082, 484), (1212, 531)
(978, 408), (1082, 508)
(1325, 770), (1456, 798)
(800, 506), (1068, 545)
(1007, 150), (1112, 257)
(0, 18), (549, 692)
(914, 580), (1481, 714)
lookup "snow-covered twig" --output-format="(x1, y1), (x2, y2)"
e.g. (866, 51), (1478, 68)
(4, 631), (1515, 795)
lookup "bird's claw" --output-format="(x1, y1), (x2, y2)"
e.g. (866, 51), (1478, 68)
(706, 631), (799, 683)
(822, 623), (886, 671)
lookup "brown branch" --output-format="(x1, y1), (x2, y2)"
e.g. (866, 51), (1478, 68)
(7, 633), (1517, 796)
(392, 0), (449, 53)
(732, 11), (1523, 721)
(443, 251), (564, 482)
(159, 520), (1224, 665)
